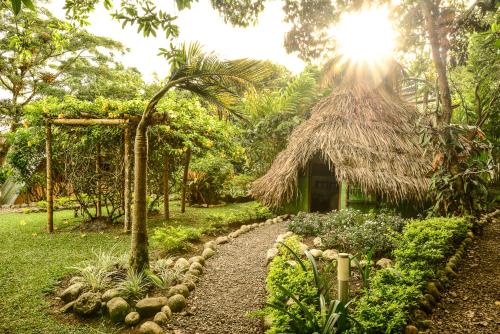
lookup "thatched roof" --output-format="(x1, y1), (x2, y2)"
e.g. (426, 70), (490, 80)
(251, 84), (431, 208)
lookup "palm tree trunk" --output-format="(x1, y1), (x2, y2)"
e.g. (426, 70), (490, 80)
(129, 126), (150, 272)
(181, 147), (191, 213)
(420, 0), (453, 125)
(163, 154), (170, 220)
(123, 126), (132, 233)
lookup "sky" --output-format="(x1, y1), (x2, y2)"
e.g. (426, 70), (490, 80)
(45, 0), (306, 83)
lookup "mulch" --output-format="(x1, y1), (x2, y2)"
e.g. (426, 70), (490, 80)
(427, 218), (500, 334)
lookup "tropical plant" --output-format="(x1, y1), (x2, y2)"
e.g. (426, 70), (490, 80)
(350, 247), (375, 290)
(129, 42), (272, 272)
(266, 241), (359, 334)
(71, 265), (114, 292)
(118, 270), (149, 301)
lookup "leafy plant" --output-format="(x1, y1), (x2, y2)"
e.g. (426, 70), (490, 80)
(145, 267), (183, 291)
(350, 247), (375, 290)
(71, 265), (114, 292)
(118, 270), (149, 301)
(151, 226), (202, 254)
(266, 241), (359, 334)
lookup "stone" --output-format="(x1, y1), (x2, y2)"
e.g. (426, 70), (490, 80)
(376, 258), (394, 269)
(60, 283), (84, 303)
(135, 297), (169, 318)
(275, 233), (287, 243)
(174, 258), (190, 272)
(102, 288), (122, 302)
(299, 242), (309, 254)
(161, 305), (173, 319)
(69, 276), (83, 285)
(154, 311), (169, 325)
(167, 284), (190, 298)
(322, 249), (339, 261)
(188, 256), (205, 266)
(168, 294), (187, 312)
(228, 230), (241, 238)
(182, 278), (196, 291)
(266, 247), (279, 264)
(189, 262), (203, 273)
(184, 273), (199, 283)
(124, 311), (140, 326)
(107, 297), (129, 323)
(202, 248), (215, 259)
(139, 321), (163, 334)
(188, 268), (202, 277)
(309, 249), (323, 258)
(215, 236), (229, 244)
(73, 292), (102, 316)
(404, 325), (418, 334)
(204, 241), (216, 250)
(59, 301), (75, 313)
(426, 282), (441, 300)
(313, 237), (323, 248)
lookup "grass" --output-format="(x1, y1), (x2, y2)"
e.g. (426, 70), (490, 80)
(0, 200), (267, 333)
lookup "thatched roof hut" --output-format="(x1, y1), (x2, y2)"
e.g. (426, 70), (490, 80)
(251, 83), (430, 210)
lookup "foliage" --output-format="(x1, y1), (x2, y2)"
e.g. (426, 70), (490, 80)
(264, 237), (357, 333)
(118, 270), (149, 302)
(288, 209), (407, 256)
(70, 265), (114, 292)
(146, 265), (184, 290)
(151, 226), (202, 254)
(421, 123), (495, 216)
(222, 174), (255, 201)
(187, 154), (234, 205)
(350, 217), (469, 333)
(350, 247), (375, 290)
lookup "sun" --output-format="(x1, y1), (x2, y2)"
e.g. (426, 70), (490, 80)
(331, 6), (396, 65)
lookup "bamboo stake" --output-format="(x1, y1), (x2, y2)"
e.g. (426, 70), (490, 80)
(181, 148), (191, 213)
(96, 143), (101, 218)
(50, 119), (129, 125)
(123, 126), (132, 232)
(45, 124), (54, 233)
(163, 154), (170, 220)
(338, 253), (350, 304)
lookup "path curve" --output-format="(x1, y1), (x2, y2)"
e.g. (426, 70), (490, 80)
(169, 222), (286, 334)
(428, 218), (500, 333)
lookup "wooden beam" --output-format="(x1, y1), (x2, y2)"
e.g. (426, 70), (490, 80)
(45, 124), (54, 233)
(123, 126), (132, 233)
(50, 119), (129, 125)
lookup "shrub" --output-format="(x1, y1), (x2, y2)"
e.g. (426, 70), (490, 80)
(350, 216), (469, 333)
(118, 270), (149, 301)
(222, 174), (255, 201)
(151, 226), (202, 254)
(72, 265), (114, 292)
(289, 209), (406, 256)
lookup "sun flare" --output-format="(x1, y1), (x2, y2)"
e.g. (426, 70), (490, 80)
(332, 6), (396, 64)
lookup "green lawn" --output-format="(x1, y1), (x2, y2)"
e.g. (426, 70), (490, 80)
(0, 201), (267, 333)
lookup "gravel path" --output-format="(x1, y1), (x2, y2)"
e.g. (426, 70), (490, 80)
(428, 218), (500, 333)
(169, 222), (286, 334)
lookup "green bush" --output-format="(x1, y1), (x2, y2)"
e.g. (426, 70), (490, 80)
(264, 237), (320, 333)
(222, 174), (255, 201)
(151, 226), (203, 254)
(289, 209), (406, 256)
(350, 216), (469, 333)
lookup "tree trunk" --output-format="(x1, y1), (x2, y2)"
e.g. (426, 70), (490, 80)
(123, 126), (132, 233)
(96, 143), (102, 218)
(45, 124), (54, 233)
(129, 125), (150, 272)
(420, 0), (453, 125)
(163, 154), (170, 220)
(181, 148), (191, 213)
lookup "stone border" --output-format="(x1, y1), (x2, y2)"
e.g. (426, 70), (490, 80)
(404, 210), (499, 334)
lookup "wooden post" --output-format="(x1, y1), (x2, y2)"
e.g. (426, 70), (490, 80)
(181, 147), (191, 213)
(338, 253), (350, 304)
(123, 126), (132, 232)
(163, 154), (170, 220)
(345, 180), (350, 208)
(96, 143), (102, 217)
(45, 124), (54, 233)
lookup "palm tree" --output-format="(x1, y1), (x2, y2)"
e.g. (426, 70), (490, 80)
(129, 42), (272, 272)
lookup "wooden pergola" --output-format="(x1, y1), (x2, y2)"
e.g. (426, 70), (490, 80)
(45, 113), (169, 233)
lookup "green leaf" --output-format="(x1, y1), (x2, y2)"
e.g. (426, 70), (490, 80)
(11, 0), (22, 14)
(21, 0), (35, 10)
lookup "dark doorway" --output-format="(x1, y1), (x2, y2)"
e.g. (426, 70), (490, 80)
(309, 159), (339, 213)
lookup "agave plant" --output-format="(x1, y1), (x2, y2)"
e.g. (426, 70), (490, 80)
(266, 242), (361, 334)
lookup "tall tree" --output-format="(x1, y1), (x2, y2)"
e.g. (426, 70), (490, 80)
(129, 43), (271, 272)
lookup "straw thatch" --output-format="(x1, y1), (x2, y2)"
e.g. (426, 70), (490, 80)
(251, 84), (431, 208)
